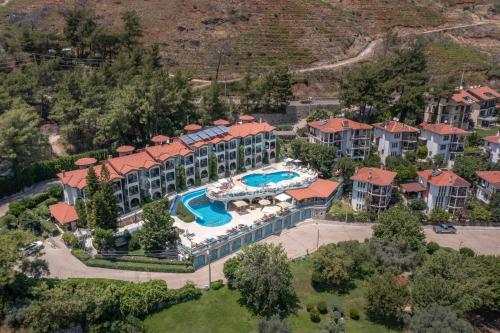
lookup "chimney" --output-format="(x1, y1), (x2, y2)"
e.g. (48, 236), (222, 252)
(116, 145), (135, 157)
(368, 170), (372, 180)
(343, 120), (349, 128)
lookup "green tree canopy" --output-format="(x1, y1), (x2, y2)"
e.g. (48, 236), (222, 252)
(409, 304), (473, 333)
(139, 199), (178, 252)
(373, 206), (425, 250)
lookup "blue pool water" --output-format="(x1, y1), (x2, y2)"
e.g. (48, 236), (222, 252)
(242, 171), (299, 187)
(177, 189), (232, 227)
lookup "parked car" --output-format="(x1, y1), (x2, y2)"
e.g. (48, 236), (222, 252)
(433, 224), (457, 234)
(23, 241), (44, 255)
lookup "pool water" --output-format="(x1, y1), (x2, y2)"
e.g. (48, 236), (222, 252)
(242, 171), (299, 187)
(177, 189), (232, 227)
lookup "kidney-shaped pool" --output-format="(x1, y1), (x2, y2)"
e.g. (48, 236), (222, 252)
(175, 189), (232, 227)
(242, 171), (299, 187)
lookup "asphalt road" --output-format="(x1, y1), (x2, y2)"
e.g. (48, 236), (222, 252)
(42, 221), (500, 289)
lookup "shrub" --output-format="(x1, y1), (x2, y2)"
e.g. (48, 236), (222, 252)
(330, 301), (344, 316)
(210, 279), (224, 290)
(306, 302), (315, 312)
(62, 232), (79, 248)
(317, 301), (328, 314)
(459, 247), (475, 257)
(349, 308), (360, 320)
(309, 308), (321, 322)
(127, 233), (141, 251)
(176, 201), (195, 222)
(41, 220), (60, 236)
(426, 241), (440, 254)
(93, 228), (115, 251)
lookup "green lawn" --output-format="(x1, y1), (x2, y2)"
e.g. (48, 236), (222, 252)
(475, 127), (499, 139)
(143, 259), (398, 333)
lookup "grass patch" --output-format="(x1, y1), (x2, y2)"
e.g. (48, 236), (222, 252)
(476, 127), (499, 138)
(328, 199), (369, 222)
(143, 259), (398, 333)
(176, 201), (195, 223)
(72, 249), (194, 273)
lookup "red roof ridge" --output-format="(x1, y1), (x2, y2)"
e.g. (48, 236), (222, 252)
(476, 171), (500, 188)
(350, 167), (396, 186)
(308, 117), (372, 132)
(417, 169), (470, 187)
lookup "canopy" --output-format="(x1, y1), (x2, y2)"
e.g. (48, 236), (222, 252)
(284, 158), (293, 163)
(293, 159), (302, 163)
(259, 199), (271, 206)
(277, 201), (292, 210)
(275, 193), (291, 202)
(233, 200), (248, 208)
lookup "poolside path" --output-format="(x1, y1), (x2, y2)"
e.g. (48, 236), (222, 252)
(42, 221), (500, 289)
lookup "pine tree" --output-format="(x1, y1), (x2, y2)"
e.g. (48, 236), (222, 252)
(75, 198), (87, 227)
(209, 153), (218, 181)
(139, 199), (178, 252)
(86, 167), (99, 198)
(200, 83), (228, 123)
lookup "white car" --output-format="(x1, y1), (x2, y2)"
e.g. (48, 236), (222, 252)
(23, 241), (44, 255)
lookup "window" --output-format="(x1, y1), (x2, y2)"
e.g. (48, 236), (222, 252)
(244, 137), (252, 146)
(200, 159), (208, 168)
(149, 167), (160, 178)
(185, 155), (194, 165)
(127, 173), (138, 184)
(229, 140), (237, 149)
(443, 135), (449, 141)
(440, 144), (447, 150)
(394, 133), (401, 139)
(199, 147), (208, 156)
(128, 185), (139, 196)
(391, 142), (399, 148)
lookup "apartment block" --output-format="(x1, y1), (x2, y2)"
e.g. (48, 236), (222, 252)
(419, 123), (466, 166)
(351, 167), (396, 212)
(484, 133), (500, 164)
(58, 119), (276, 215)
(417, 169), (470, 214)
(308, 118), (372, 160)
(476, 171), (500, 205)
(372, 121), (419, 163)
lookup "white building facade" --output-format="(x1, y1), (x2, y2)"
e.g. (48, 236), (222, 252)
(372, 121), (419, 163)
(476, 171), (499, 205)
(350, 167), (396, 212)
(419, 123), (466, 166)
(484, 134), (500, 164)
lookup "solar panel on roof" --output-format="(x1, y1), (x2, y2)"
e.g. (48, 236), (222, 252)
(180, 135), (193, 145)
(188, 134), (201, 142)
(217, 125), (229, 133)
(198, 131), (210, 140)
(205, 129), (217, 137)
(212, 127), (223, 135)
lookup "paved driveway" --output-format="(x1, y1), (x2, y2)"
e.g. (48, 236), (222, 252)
(42, 221), (500, 288)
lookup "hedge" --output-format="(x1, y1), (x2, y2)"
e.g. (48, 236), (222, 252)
(95, 255), (189, 265)
(72, 249), (194, 273)
(0, 149), (109, 199)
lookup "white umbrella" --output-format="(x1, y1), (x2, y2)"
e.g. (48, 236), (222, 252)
(277, 201), (292, 210)
(284, 158), (293, 163)
(259, 199), (271, 206)
(293, 159), (301, 163)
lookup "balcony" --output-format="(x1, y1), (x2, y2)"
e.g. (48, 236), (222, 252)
(449, 188), (467, 197)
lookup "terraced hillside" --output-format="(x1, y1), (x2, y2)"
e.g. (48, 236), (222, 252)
(1, 0), (497, 78)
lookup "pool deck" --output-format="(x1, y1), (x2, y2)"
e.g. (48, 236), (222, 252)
(173, 162), (312, 249)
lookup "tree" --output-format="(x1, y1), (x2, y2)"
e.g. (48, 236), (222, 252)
(408, 198), (427, 212)
(306, 108), (331, 122)
(417, 146), (428, 159)
(365, 272), (409, 325)
(269, 65), (293, 112)
(121, 11), (143, 53)
(321, 311), (345, 333)
(223, 256), (242, 288)
(89, 191), (116, 230)
(368, 238), (425, 274)
(63, 8), (98, 57)
(200, 83), (228, 124)
(0, 100), (49, 167)
(0, 230), (35, 288)
(93, 227), (115, 251)
(257, 315), (292, 333)
(465, 131), (483, 148)
(409, 304), (473, 333)
(335, 157), (356, 183)
(209, 153), (218, 181)
(373, 206), (425, 250)
(75, 198), (87, 227)
(176, 165), (186, 192)
(139, 199), (178, 252)
(312, 244), (355, 291)
(429, 207), (451, 224)
(87, 165), (117, 230)
(489, 193), (500, 223)
(432, 154), (445, 168)
(453, 155), (488, 183)
(238, 144), (245, 172)
(385, 156), (417, 183)
(410, 250), (493, 315)
(289, 139), (337, 178)
(231, 244), (297, 316)
(86, 167), (100, 198)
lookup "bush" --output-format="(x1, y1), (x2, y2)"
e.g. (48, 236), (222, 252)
(310, 308), (321, 322)
(317, 301), (328, 314)
(176, 201), (195, 222)
(127, 233), (141, 251)
(41, 220), (60, 236)
(306, 302), (315, 312)
(93, 228), (115, 251)
(210, 279), (224, 290)
(330, 301), (344, 316)
(426, 241), (440, 254)
(459, 247), (475, 257)
(62, 232), (79, 248)
(349, 308), (360, 320)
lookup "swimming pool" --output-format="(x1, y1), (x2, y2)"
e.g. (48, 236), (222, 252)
(177, 189), (232, 227)
(242, 171), (299, 187)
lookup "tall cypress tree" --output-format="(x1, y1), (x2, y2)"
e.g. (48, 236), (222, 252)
(86, 167), (99, 198)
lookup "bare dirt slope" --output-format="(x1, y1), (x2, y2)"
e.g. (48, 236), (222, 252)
(3, 0), (495, 77)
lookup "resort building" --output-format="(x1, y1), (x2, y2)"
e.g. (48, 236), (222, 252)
(48, 202), (79, 231)
(419, 122), (466, 165)
(484, 133), (500, 164)
(417, 169), (470, 214)
(476, 171), (500, 205)
(308, 118), (372, 160)
(372, 120), (419, 163)
(57, 120), (276, 215)
(350, 167), (397, 212)
(424, 85), (499, 129)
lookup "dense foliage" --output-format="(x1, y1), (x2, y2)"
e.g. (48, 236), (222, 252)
(138, 199), (179, 252)
(289, 139), (337, 178)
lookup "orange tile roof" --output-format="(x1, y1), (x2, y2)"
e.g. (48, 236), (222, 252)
(240, 115), (255, 122)
(57, 164), (122, 190)
(184, 124), (202, 132)
(74, 157), (97, 167)
(350, 167), (397, 186)
(372, 121), (419, 133)
(145, 140), (193, 161)
(485, 134), (500, 145)
(308, 118), (372, 133)
(286, 179), (340, 201)
(468, 86), (500, 101)
(476, 171), (500, 188)
(213, 119), (230, 126)
(228, 121), (275, 138)
(419, 122), (466, 136)
(450, 90), (478, 105)
(417, 169), (470, 187)
(116, 145), (135, 154)
(400, 182), (426, 193)
(49, 202), (78, 225)
(151, 135), (169, 144)
(107, 151), (159, 174)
